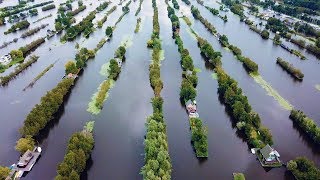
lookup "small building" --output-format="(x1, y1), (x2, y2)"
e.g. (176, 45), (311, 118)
(17, 150), (34, 168)
(0, 54), (12, 65)
(257, 144), (281, 167)
(66, 73), (78, 79)
(115, 58), (122, 67)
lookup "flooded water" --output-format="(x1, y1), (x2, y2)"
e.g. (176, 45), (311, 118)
(0, 0), (319, 179)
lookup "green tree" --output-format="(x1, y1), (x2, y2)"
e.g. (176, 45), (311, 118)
(10, 49), (24, 60)
(105, 26), (113, 36)
(15, 136), (35, 154)
(65, 61), (78, 74)
(0, 166), (10, 179)
(261, 30), (270, 39)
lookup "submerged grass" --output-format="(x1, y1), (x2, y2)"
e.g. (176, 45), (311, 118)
(194, 67), (201, 73)
(87, 79), (115, 115)
(100, 62), (110, 77)
(120, 35), (133, 48)
(211, 73), (217, 79)
(316, 84), (320, 92)
(250, 73), (293, 110)
(186, 27), (197, 41)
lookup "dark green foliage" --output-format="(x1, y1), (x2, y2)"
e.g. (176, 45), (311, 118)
(276, 57), (304, 80)
(287, 157), (320, 180)
(19, 38), (46, 56)
(20, 78), (75, 137)
(97, 6), (117, 28)
(4, 20), (30, 34)
(261, 30), (269, 39)
(63, 10), (96, 41)
(67, 5), (86, 16)
(197, 37), (222, 67)
(229, 45), (242, 56)
(237, 56), (259, 74)
(108, 59), (121, 80)
(135, 0), (144, 16)
(96, 1), (110, 12)
(29, 9), (38, 16)
(141, 1), (172, 179)
(289, 110), (320, 144)
(190, 118), (208, 157)
(216, 67), (273, 148)
(219, 34), (229, 47)
(205, 6), (219, 15)
(55, 127), (94, 179)
(172, 0), (180, 9)
(191, 6), (217, 34)
(42, 4), (55, 11)
(182, 0), (190, 5)
(122, 0), (131, 13)
(75, 48), (95, 69)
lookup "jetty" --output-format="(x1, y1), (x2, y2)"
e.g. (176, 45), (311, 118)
(6, 147), (42, 180)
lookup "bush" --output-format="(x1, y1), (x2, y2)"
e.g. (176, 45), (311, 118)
(105, 26), (113, 36)
(15, 136), (35, 154)
(19, 38), (45, 56)
(4, 20), (30, 34)
(42, 4), (55, 11)
(276, 57), (304, 80)
(65, 61), (78, 74)
(55, 124), (94, 179)
(261, 30), (269, 39)
(287, 157), (320, 180)
(289, 109), (320, 144)
(0, 166), (10, 179)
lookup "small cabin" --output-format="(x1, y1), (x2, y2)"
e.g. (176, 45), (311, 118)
(260, 144), (280, 164)
(186, 100), (197, 114)
(0, 54), (12, 65)
(66, 73), (78, 79)
(17, 150), (34, 168)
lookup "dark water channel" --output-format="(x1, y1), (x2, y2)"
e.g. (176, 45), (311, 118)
(0, 0), (319, 179)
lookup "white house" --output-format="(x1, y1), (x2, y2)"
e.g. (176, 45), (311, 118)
(0, 54), (12, 65)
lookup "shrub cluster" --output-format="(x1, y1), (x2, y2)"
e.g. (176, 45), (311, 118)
(108, 46), (126, 80)
(20, 78), (75, 137)
(74, 48), (95, 69)
(4, 20), (30, 34)
(97, 6), (116, 28)
(42, 4), (56, 11)
(191, 6), (217, 34)
(266, 17), (289, 35)
(63, 10), (96, 40)
(289, 110), (320, 144)
(21, 24), (48, 38)
(55, 123), (94, 180)
(287, 157), (320, 180)
(134, 17), (142, 33)
(181, 0), (190, 5)
(190, 118), (208, 157)
(135, 0), (144, 16)
(306, 44), (320, 57)
(197, 37), (222, 67)
(19, 37), (46, 56)
(276, 57), (304, 80)
(141, 97), (172, 179)
(216, 67), (273, 148)
(67, 5), (86, 16)
(122, 0), (131, 13)
(261, 29), (270, 39)
(172, 0), (180, 9)
(237, 55), (258, 74)
(141, 1), (172, 179)
(95, 79), (113, 109)
(219, 34), (229, 47)
(96, 1), (110, 12)
(0, 166), (10, 179)
(290, 38), (306, 48)
(222, 0), (244, 18)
